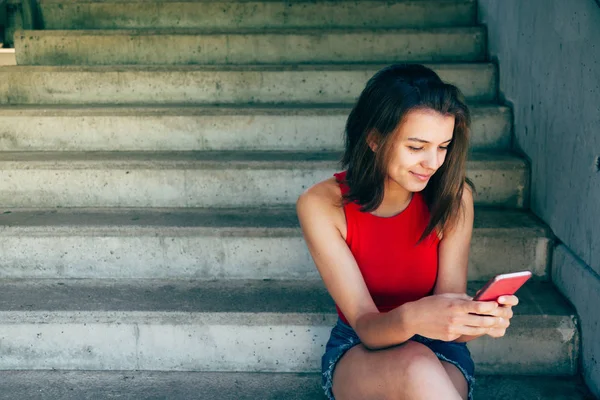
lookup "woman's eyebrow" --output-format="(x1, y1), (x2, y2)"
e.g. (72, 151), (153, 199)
(407, 137), (453, 144)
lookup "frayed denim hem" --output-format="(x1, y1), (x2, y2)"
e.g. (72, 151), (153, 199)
(321, 319), (475, 400)
(321, 330), (361, 400)
(433, 350), (475, 400)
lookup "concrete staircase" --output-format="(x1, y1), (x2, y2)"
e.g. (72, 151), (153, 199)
(0, 0), (594, 398)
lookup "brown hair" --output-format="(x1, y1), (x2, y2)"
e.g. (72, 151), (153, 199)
(341, 64), (474, 242)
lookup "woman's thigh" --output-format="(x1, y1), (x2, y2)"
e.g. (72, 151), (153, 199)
(331, 341), (463, 400)
(441, 361), (469, 400)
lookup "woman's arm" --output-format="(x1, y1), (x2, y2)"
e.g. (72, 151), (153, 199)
(297, 181), (502, 349)
(296, 181), (415, 350)
(434, 185), (516, 343)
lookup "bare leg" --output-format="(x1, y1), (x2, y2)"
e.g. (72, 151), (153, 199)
(441, 361), (469, 400)
(332, 341), (463, 400)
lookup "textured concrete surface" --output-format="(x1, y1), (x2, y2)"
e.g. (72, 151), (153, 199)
(0, 64), (498, 104)
(0, 279), (578, 373)
(0, 49), (16, 66)
(553, 245), (600, 398)
(0, 207), (551, 280)
(0, 371), (594, 400)
(0, 151), (528, 208)
(15, 28), (486, 65)
(478, 0), (600, 276)
(37, 0), (476, 30)
(478, 1), (600, 396)
(0, 104), (512, 151)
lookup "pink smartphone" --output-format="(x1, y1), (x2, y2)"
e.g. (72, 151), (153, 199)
(473, 271), (532, 302)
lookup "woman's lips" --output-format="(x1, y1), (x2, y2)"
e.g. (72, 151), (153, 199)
(410, 171), (432, 181)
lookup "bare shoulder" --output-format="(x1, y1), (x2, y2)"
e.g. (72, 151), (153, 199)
(296, 177), (346, 233)
(298, 177), (341, 204)
(461, 182), (474, 208)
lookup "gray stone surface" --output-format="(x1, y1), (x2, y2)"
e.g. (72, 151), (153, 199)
(0, 49), (16, 66)
(478, 1), (600, 396)
(0, 104), (512, 151)
(36, 0), (476, 30)
(0, 207), (551, 280)
(0, 64), (498, 104)
(15, 27), (486, 65)
(553, 245), (600, 398)
(477, 0), (600, 277)
(0, 371), (594, 400)
(0, 279), (579, 373)
(0, 151), (528, 208)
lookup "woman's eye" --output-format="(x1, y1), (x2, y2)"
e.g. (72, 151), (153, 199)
(439, 146), (449, 151)
(408, 146), (423, 151)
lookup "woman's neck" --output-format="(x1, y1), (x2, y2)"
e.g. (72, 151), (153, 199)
(371, 181), (413, 218)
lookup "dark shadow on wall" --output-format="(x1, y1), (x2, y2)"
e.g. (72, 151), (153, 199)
(0, 0), (6, 47)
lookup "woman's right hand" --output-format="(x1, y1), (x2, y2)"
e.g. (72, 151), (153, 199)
(403, 293), (504, 342)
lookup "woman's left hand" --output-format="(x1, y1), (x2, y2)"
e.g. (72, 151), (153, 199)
(484, 295), (519, 338)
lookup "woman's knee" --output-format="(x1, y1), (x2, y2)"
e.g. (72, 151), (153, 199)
(333, 341), (446, 399)
(386, 341), (445, 381)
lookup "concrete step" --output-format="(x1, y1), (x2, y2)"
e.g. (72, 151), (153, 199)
(14, 27), (486, 66)
(0, 104), (512, 151)
(0, 371), (594, 400)
(0, 49), (16, 66)
(0, 64), (497, 104)
(0, 207), (551, 280)
(0, 151), (528, 208)
(0, 279), (578, 374)
(34, 0), (476, 30)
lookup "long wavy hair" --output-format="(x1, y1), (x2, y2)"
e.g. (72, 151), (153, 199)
(341, 64), (474, 242)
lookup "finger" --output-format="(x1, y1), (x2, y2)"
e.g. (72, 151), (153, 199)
(455, 325), (492, 336)
(486, 327), (507, 338)
(466, 300), (499, 315)
(462, 314), (505, 328)
(485, 306), (514, 320)
(497, 295), (519, 306)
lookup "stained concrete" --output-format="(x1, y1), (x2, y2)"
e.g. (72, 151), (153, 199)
(553, 245), (600, 398)
(0, 64), (498, 104)
(35, 0), (475, 30)
(14, 28), (486, 65)
(0, 279), (579, 373)
(0, 371), (594, 400)
(0, 151), (528, 208)
(0, 104), (512, 151)
(0, 207), (551, 280)
(478, 1), (600, 396)
(477, 0), (600, 276)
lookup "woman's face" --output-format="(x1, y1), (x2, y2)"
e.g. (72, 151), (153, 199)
(382, 109), (455, 193)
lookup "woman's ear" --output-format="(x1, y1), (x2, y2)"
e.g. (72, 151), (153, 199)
(366, 130), (380, 152)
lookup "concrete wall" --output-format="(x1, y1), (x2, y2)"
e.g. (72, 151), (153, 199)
(477, 0), (600, 396)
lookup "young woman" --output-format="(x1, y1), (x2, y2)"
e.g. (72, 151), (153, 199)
(296, 64), (519, 400)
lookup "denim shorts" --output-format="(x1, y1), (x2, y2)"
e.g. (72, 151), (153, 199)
(321, 318), (475, 400)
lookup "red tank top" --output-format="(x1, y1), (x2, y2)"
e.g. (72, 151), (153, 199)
(334, 171), (440, 324)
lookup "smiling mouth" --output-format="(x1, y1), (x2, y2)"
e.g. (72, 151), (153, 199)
(410, 172), (432, 181)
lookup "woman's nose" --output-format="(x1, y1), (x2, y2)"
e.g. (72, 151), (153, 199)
(423, 150), (441, 170)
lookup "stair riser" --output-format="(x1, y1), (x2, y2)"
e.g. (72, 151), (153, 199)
(0, 314), (576, 375)
(0, 50), (16, 66)
(39, 1), (475, 30)
(0, 234), (550, 281)
(15, 30), (485, 66)
(0, 107), (511, 152)
(0, 164), (527, 208)
(0, 66), (497, 104)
